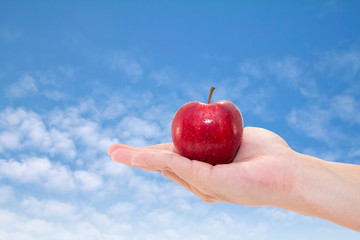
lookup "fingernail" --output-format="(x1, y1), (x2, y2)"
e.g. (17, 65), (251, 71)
(111, 149), (135, 165)
(108, 144), (134, 155)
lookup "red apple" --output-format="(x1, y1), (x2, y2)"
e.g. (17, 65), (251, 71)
(171, 87), (243, 165)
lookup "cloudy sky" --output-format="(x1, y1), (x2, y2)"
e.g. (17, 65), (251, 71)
(1, 1), (360, 239)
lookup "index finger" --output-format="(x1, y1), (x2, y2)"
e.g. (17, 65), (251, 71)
(127, 149), (215, 190)
(107, 142), (175, 155)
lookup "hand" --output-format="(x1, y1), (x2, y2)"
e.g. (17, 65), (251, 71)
(108, 127), (298, 208)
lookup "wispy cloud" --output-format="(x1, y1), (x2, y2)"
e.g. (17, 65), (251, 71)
(109, 52), (143, 81)
(331, 94), (360, 125)
(239, 56), (322, 99)
(239, 59), (263, 79)
(4, 69), (74, 101)
(149, 66), (179, 86)
(6, 74), (38, 98)
(279, 50), (360, 138)
(302, 148), (340, 162)
(43, 90), (67, 101)
(287, 105), (335, 144)
(287, 92), (360, 158)
(315, 47), (360, 81)
(266, 57), (303, 83)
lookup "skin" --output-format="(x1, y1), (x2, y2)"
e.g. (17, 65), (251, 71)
(108, 127), (360, 232)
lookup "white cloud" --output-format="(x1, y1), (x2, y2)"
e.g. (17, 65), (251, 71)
(266, 57), (320, 98)
(2, 47), (359, 240)
(0, 185), (14, 204)
(267, 57), (303, 82)
(0, 157), (107, 193)
(94, 157), (131, 177)
(102, 102), (126, 120)
(0, 208), (129, 240)
(239, 57), (305, 87)
(58, 65), (75, 79)
(0, 157), (51, 182)
(149, 66), (179, 86)
(108, 202), (136, 216)
(47, 104), (117, 155)
(109, 52), (143, 80)
(3, 68), (73, 102)
(43, 89), (67, 101)
(224, 79), (275, 121)
(0, 106), (119, 160)
(247, 222), (269, 237)
(287, 106), (333, 143)
(302, 148), (339, 162)
(0, 131), (20, 152)
(316, 48), (360, 80)
(146, 209), (176, 226)
(6, 74), (38, 98)
(0, 108), (77, 159)
(239, 59), (263, 79)
(243, 88), (274, 120)
(74, 170), (103, 191)
(0, 157), (75, 191)
(238, 57), (320, 99)
(0, 107), (49, 147)
(19, 113), (51, 148)
(22, 197), (78, 220)
(44, 162), (76, 192)
(49, 129), (77, 159)
(2, 79), (354, 239)
(331, 94), (360, 124)
(258, 207), (297, 221)
(117, 116), (164, 146)
(0, 107), (26, 126)
(287, 92), (360, 146)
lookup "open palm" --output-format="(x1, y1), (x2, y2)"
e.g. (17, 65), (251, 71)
(108, 127), (297, 208)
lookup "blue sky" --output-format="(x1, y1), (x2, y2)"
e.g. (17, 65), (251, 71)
(1, 0), (360, 239)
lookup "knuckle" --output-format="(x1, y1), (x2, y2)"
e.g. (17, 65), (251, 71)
(190, 185), (217, 203)
(199, 195), (216, 203)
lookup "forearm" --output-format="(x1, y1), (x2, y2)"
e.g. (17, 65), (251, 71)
(286, 153), (360, 231)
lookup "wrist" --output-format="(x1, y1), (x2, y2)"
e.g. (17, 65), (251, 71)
(284, 152), (360, 231)
(285, 152), (327, 216)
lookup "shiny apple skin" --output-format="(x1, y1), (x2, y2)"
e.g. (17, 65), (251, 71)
(171, 100), (243, 165)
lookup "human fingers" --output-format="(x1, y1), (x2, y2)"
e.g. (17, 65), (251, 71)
(107, 143), (175, 156)
(111, 148), (216, 194)
(162, 169), (217, 203)
(110, 148), (192, 187)
(111, 147), (187, 171)
(141, 143), (175, 152)
(107, 144), (134, 155)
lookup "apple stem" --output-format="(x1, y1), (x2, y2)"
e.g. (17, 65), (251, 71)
(207, 86), (215, 104)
